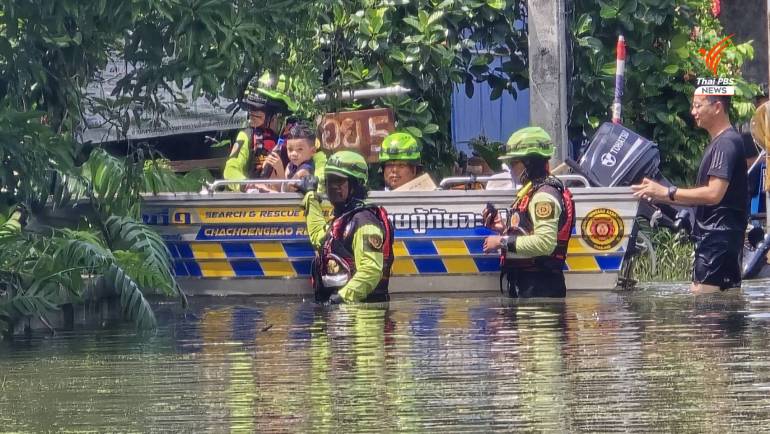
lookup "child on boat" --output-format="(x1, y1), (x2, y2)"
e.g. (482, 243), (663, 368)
(258, 122), (317, 193)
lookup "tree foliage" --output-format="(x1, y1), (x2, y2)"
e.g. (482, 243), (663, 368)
(316, 0), (528, 175)
(570, 0), (757, 184)
(0, 145), (189, 337)
(4, 0), (528, 171)
(0, 218), (167, 333)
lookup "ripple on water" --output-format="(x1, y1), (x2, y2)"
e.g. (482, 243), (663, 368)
(3, 285), (770, 432)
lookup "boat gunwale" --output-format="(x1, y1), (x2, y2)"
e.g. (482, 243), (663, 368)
(141, 186), (639, 206)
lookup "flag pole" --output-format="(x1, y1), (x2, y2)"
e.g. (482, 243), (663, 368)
(612, 35), (626, 124)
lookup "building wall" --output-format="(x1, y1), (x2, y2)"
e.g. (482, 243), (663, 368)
(451, 84), (530, 155)
(451, 56), (530, 154)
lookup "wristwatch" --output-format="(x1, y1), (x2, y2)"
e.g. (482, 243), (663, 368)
(500, 235), (510, 251)
(499, 235), (517, 253)
(668, 185), (678, 201)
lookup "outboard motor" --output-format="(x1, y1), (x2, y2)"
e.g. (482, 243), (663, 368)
(578, 122), (662, 187)
(569, 122), (692, 233)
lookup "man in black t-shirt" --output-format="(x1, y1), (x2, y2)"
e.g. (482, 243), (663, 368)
(632, 92), (748, 293)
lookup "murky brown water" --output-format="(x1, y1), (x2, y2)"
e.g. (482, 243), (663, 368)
(2, 282), (770, 432)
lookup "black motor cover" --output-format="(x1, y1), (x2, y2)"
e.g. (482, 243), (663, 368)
(579, 122), (662, 187)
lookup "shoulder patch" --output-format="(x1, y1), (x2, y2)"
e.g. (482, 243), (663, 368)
(534, 201), (555, 219)
(365, 234), (384, 252)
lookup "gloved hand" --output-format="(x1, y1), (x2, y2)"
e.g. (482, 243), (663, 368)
(326, 292), (343, 306)
(482, 202), (498, 227)
(295, 175), (319, 194)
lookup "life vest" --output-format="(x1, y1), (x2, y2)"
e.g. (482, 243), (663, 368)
(501, 176), (575, 274)
(312, 205), (394, 302)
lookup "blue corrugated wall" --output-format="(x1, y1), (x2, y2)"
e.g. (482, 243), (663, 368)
(451, 61), (530, 154)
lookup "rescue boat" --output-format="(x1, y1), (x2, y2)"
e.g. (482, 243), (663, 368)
(141, 175), (641, 296)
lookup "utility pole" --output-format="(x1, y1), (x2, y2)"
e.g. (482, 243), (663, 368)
(528, 0), (569, 165)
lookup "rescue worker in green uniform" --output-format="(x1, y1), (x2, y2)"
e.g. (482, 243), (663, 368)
(379, 131), (422, 190)
(481, 127), (576, 298)
(222, 87), (293, 190)
(300, 151), (394, 304)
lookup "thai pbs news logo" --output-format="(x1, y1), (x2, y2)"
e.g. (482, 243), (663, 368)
(695, 34), (735, 96)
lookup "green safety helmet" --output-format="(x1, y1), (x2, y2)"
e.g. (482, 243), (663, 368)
(379, 132), (421, 164)
(325, 150), (369, 185)
(499, 126), (555, 160)
(240, 87), (297, 114)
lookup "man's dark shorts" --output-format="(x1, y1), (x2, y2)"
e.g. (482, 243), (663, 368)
(693, 231), (743, 290)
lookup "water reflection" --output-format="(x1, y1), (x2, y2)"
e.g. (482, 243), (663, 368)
(2, 283), (770, 431)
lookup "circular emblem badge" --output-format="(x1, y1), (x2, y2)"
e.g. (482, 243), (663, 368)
(534, 201), (554, 219)
(581, 208), (624, 251)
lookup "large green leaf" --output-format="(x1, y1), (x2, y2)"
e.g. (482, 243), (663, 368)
(574, 14), (594, 36)
(84, 264), (157, 330)
(599, 1), (619, 19)
(104, 216), (178, 297)
(0, 293), (60, 330)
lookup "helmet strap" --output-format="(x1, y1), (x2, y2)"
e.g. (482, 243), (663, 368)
(519, 165), (529, 184)
(264, 111), (276, 128)
(521, 157), (548, 183)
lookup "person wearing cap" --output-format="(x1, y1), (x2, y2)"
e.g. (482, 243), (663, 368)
(300, 150), (394, 304)
(379, 132), (422, 190)
(481, 127), (576, 298)
(222, 87), (293, 190)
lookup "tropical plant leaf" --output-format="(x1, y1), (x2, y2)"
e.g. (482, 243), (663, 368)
(113, 250), (174, 296)
(84, 264), (158, 329)
(50, 171), (91, 211)
(103, 216), (177, 296)
(0, 293), (60, 328)
(470, 136), (504, 172)
(142, 160), (211, 193)
(0, 209), (23, 239)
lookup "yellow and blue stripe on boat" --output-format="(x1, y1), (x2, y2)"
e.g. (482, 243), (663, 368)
(168, 234), (625, 278)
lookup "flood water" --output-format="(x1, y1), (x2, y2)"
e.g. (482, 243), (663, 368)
(3, 282), (770, 432)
